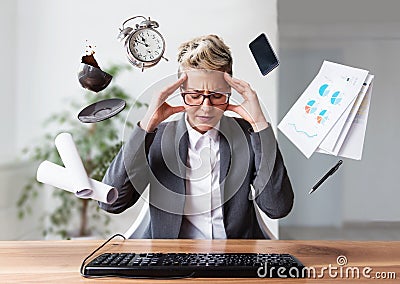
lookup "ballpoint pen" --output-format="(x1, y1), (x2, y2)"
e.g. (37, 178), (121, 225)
(309, 160), (343, 194)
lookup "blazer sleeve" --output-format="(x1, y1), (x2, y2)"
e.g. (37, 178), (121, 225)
(250, 126), (294, 219)
(99, 123), (156, 214)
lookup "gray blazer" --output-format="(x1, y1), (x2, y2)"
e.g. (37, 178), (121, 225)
(99, 115), (293, 239)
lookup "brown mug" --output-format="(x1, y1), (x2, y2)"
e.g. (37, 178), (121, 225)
(78, 63), (112, 93)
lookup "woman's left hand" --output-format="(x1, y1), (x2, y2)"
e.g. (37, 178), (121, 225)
(224, 73), (269, 132)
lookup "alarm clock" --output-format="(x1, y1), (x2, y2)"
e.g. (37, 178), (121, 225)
(118, 16), (168, 71)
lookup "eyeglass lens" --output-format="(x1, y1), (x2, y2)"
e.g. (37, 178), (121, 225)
(182, 92), (230, 106)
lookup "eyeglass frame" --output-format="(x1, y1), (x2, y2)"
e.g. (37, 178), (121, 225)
(180, 89), (231, 106)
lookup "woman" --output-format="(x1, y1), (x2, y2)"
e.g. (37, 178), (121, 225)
(100, 35), (293, 239)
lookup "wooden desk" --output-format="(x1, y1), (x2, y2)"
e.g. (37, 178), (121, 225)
(0, 239), (399, 283)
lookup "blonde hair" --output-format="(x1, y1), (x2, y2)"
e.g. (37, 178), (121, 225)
(177, 35), (232, 74)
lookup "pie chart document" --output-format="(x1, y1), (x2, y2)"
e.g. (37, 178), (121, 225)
(278, 61), (373, 159)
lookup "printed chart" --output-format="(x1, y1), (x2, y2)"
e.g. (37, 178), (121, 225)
(278, 61), (372, 159)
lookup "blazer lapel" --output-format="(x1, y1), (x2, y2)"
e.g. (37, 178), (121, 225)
(176, 116), (189, 184)
(218, 116), (251, 237)
(155, 115), (188, 196)
(151, 116), (188, 238)
(219, 121), (231, 188)
(219, 116), (250, 196)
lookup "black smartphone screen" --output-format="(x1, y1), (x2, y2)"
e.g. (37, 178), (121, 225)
(249, 33), (279, 76)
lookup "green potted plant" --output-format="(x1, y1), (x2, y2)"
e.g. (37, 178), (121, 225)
(16, 63), (147, 239)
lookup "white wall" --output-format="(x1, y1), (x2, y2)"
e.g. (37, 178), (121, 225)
(1, 0), (278, 239)
(14, 0), (279, 149)
(278, 0), (400, 226)
(0, 0), (17, 163)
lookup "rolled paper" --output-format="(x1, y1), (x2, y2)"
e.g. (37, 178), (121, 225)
(54, 133), (91, 192)
(37, 160), (118, 204)
(86, 178), (118, 204)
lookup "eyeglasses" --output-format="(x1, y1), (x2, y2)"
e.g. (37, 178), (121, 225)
(181, 91), (231, 106)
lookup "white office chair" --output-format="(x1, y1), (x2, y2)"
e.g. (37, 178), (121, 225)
(123, 187), (278, 239)
(250, 185), (279, 240)
(123, 188), (151, 239)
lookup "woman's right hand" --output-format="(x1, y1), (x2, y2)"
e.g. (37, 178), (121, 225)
(140, 73), (187, 132)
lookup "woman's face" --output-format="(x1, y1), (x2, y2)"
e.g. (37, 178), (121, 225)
(181, 70), (230, 134)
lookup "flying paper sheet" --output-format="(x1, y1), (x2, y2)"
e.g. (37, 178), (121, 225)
(36, 132), (118, 204)
(278, 61), (373, 159)
(338, 81), (374, 160)
(317, 74), (374, 157)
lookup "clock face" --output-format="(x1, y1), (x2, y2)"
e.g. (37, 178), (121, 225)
(128, 28), (165, 63)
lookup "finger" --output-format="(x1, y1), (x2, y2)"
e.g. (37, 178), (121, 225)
(224, 73), (247, 96)
(224, 73), (254, 100)
(169, 105), (186, 115)
(160, 73), (188, 100)
(224, 73), (241, 89)
(226, 104), (253, 123)
(232, 77), (254, 94)
(228, 74), (253, 91)
(233, 79), (258, 101)
(226, 104), (241, 114)
(155, 103), (185, 121)
(225, 73), (246, 86)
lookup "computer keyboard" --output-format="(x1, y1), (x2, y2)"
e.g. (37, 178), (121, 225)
(84, 252), (305, 278)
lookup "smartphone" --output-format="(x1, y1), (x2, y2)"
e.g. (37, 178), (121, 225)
(249, 33), (279, 76)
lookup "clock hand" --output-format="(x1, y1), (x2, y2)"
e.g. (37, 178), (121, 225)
(134, 39), (146, 46)
(140, 36), (149, 47)
(134, 39), (149, 48)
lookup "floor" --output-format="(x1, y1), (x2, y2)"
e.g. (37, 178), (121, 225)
(280, 222), (400, 240)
